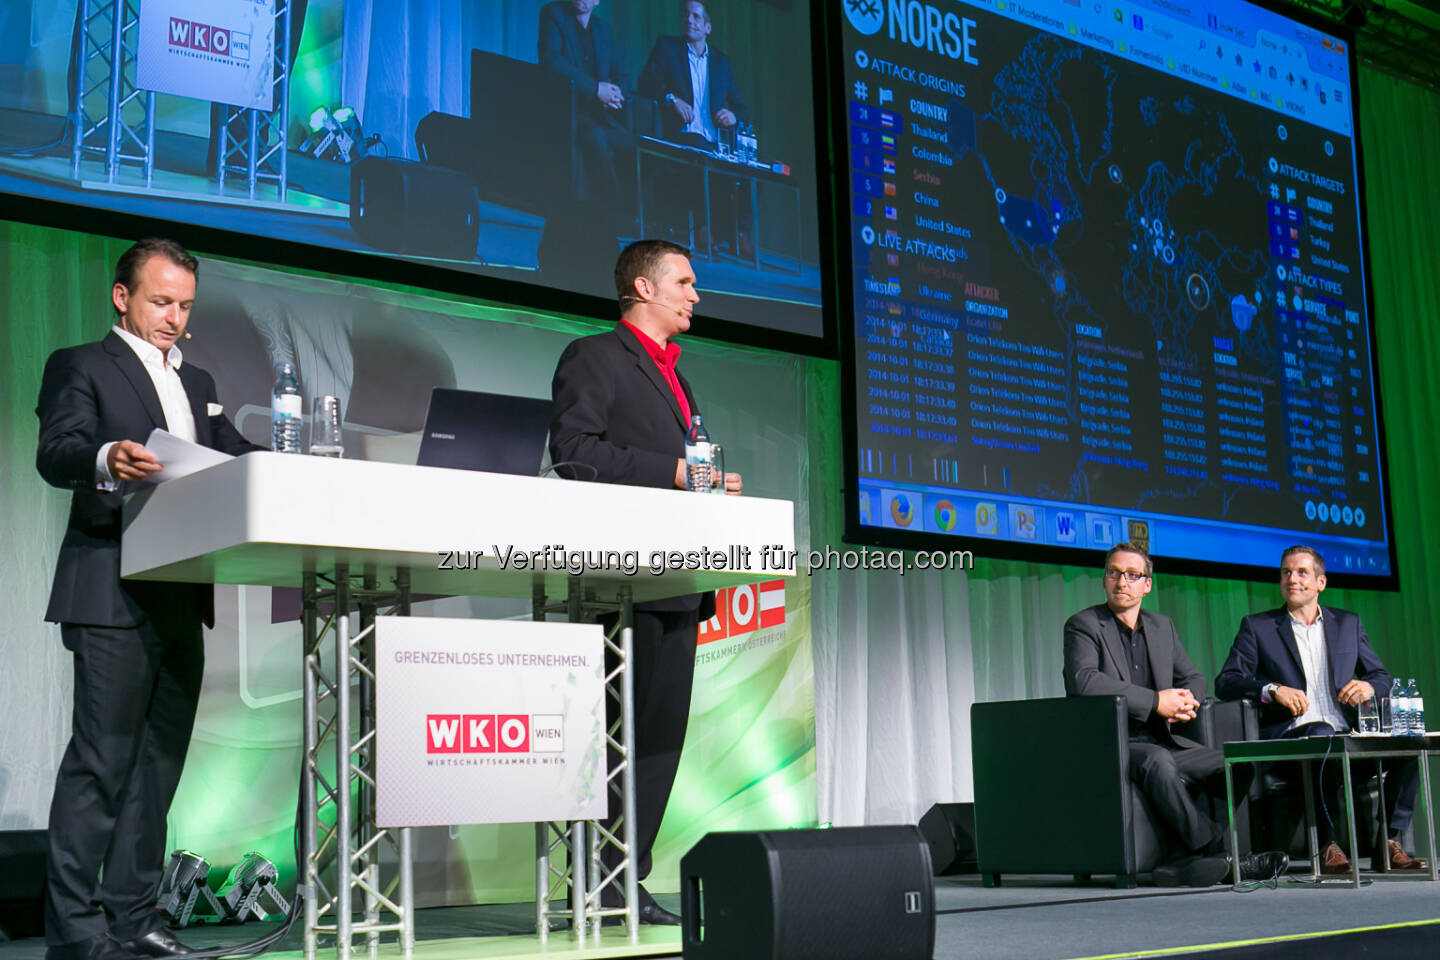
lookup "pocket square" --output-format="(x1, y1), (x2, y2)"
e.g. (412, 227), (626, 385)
(207, 402), (224, 416)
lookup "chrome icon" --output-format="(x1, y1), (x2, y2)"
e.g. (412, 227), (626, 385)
(890, 493), (914, 527)
(933, 499), (957, 531)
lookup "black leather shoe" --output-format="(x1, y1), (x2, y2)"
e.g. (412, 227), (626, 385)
(1153, 854), (1230, 887)
(46, 936), (123, 960)
(638, 902), (681, 925)
(114, 930), (193, 958)
(1238, 851), (1290, 882)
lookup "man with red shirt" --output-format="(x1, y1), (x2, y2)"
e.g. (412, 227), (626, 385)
(549, 239), (740, 923)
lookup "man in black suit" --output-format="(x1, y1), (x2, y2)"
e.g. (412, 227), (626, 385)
(1063, 543), (1277, 886)
(639, 0), (748, 146)
(549, 239), (740, 923)
(37, 239), (261, 960)
(1216, 545), (1426, 873)
(638, 0), (751, 253)
(538, 0), (632, 208)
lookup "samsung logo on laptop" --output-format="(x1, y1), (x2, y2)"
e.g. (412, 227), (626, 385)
(429, 432), (455, 440)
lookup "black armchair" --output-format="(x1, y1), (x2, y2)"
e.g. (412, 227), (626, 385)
(971, 695), (1217, 888)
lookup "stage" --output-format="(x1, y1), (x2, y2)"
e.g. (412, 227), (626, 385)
(3, 876), (1437, 960)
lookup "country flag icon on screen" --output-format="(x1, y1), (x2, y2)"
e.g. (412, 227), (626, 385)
(933, 499), (958, 531)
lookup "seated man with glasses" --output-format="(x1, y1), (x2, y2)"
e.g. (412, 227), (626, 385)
(1063, 542), (1284, 885)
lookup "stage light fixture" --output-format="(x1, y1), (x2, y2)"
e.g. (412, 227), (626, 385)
(298, 105), (367, 163)
(218, 852), (291, 923)
(157, 850), (223, 928)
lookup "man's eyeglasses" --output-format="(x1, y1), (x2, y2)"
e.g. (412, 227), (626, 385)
(1103, 570), (1149, 583)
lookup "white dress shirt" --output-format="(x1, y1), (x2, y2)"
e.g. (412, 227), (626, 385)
(96, 325), (196, 487)
(1282, 609), (1351, 733)
(685, 43), (715, 142)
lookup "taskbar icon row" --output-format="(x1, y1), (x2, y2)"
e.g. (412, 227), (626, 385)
(857, 486), (1150, 553)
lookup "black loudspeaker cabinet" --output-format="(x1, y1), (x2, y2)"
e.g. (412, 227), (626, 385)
(0, 830), (47, 940)
(349, 157), (480, 261)
(680, 826), (934, 960)
(918, 802), (978, 875)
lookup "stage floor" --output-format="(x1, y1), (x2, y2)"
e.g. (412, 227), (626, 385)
(2, 878), (1437, 960)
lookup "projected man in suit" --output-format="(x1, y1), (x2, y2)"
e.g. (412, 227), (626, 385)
(638, 0), (752, 254)
(549, 239), (741, 923)
(37, 239), (261, 960)
(538, 0), (632, 206)
(1216, 545), (1426, 873)
(1063, 543), (1278, 886)
(639, 0), (749, 146)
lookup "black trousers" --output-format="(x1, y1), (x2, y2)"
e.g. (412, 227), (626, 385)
(1281, 722), (1422, 843)
(598, 608), (698, 903)
(45, 606), (204, 946)
(1128, 739), (1249, 856)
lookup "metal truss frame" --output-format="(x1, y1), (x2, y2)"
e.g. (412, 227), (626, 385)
(299, 566), (640, 955)
(71, 0), (154, 184)
(302, 565), (415, 960)
(218, 0), (293, 198)
(532, 583), (641, 942)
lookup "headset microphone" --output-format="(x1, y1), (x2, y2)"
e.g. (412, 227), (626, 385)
(183, 332), (192, 340)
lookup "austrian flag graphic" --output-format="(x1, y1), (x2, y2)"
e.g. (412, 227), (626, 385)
(697, 579), (786, 644)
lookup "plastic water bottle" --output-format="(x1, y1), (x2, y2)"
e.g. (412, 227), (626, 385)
(270, 362), (302, 453)
(1406, 678), (1425, 735)
(1390, 678), (1408, 736)
(684, 415), (714, 492)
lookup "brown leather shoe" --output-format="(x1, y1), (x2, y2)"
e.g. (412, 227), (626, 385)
(1371, 838), (1428, 873)
(1319, 841), (1352, 874)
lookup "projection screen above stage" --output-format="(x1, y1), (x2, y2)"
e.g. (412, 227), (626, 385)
(0, 0), (826, 343)
(832, 0), (1396, 584)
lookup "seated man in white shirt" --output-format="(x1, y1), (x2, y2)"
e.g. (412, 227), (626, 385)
(1216, 545), (1426, 873)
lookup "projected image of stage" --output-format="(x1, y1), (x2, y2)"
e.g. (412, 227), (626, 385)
(836, 0), (1394, 580)
(0, 1), (824, 337)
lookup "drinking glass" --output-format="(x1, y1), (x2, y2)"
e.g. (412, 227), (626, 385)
(1379, 697), (1393, 735)
(1357, 697), (1379, 735)
(708, 443), (726, 494)
(311, 395), (343, 457)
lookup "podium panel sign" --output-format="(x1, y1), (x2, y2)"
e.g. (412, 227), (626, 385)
(375, 617), (606, 828)
(137, 0), (276, 111)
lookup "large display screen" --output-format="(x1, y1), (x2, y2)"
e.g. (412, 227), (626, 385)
(833, 0), (1395, 581)
(0, 1), (824, 342)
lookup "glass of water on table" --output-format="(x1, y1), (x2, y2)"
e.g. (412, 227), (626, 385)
(311, 395), (344, 457)
(1357, 697), (1380, 735)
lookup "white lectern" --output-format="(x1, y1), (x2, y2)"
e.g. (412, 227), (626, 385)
(122, 453), (795, 957)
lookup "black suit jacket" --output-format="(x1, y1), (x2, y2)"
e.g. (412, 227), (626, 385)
(1062, 603), (1207, 750)
(538, 1), (626, 92)
(36, 331), (259, 628)
(638, 36), (748, 140)
(549, 323), (712, 618)
(1215, 606), (1390, 739)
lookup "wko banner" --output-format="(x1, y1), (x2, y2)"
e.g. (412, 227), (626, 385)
(137, 0), (275, 111)
(375, 617), (605, 828)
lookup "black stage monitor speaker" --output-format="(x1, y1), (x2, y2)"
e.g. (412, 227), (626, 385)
(0, 830), (47, 940)
(349, 157), (480, 261)
(680, 826), (934, 960)
(917, 802), (978, 876)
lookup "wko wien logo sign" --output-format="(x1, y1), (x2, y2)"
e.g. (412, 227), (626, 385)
(426, 714), (563, 754)
(168, 18), (252, 61)
(698, 579), (785, 644)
